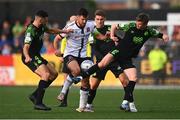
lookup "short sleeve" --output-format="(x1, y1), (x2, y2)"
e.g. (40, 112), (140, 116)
(92, 28), (100, 37)
(148, 27), (163, 38)
(24, 26), (34, 44)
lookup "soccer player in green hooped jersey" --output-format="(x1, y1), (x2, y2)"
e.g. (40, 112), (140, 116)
(74, 12), (169, 112)
(84, 9), (129, 112)
(21, 10), (72, 111)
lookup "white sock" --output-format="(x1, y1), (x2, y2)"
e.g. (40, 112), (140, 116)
(66, 75), (73, 82)
(61, 75), (73, 94)
(79, 89), (88, 109)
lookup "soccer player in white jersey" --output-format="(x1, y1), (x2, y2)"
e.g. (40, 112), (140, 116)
(54, 8), (106, 112)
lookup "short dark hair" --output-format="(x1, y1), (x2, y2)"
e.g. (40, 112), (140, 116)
(77, 8), (88, 17)
(136, 13), (149, 24)
(95, 9), (106, 17)
(35, 10), (48, 18)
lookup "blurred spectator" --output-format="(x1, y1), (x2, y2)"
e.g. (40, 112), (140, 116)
(138, 45), (146, 58)
(1, 43), (12, 55)
(49, 22), (60, 42)
(172, 26), (180, 41)
(159, 25), (167, 35)
(24, 16), (32, 27)
(44, 39), (55, 54)
(12, 37), (22, 54)
(21, 16), (33, 35)
(166, 41), (180, 60)
(41, 33), (55, 54)
(0, 34), (11, 54)
(141, 0), (169, 9)
(42, 39), (55, 54)
(12, 20), (23, 39)
(1, 20), (13, 40)
(0, 34), (9, 42)
(148, 45), (167, 85)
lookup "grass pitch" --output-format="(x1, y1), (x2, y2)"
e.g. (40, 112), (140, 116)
(0, 86), (180, 119)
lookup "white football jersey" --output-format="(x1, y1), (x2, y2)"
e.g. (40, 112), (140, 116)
(60, 20), (95, 58)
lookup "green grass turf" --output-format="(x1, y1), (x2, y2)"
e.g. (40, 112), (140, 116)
(0, 86), (180, 119)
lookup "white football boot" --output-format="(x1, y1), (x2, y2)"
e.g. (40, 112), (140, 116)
(129, 102), (138, 112)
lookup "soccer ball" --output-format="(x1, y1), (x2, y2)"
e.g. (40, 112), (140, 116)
(80, 60), (94, 71)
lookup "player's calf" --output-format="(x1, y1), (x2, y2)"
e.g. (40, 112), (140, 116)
(29, 94), (37, 105)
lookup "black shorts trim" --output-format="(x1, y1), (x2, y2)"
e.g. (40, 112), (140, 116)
(22, 54), (48, 72)
(118, 59), (136, 70)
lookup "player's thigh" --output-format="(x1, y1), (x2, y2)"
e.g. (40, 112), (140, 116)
(98, 53), (114, 68)
(35, 64), (50, 81)
(46, 63), (57, 75)
(64, 55), (81, 76)
(67, 60), (81, 76)
(90, 77), (101, 90)
(118, 73), (128, 87)
(112, 69), (128, 87)
(124, 68), (137, 81)
(109, 62), (123, 78)
(46, 63), (58, 80)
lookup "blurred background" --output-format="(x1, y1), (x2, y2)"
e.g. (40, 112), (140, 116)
(0, 0), (180, 86)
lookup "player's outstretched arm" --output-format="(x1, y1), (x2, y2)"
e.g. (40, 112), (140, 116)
(95, 31), (110, 40)
(53, 35), (63, 57)
(47, 28), (73, 34)
(110, 24), (119, 42)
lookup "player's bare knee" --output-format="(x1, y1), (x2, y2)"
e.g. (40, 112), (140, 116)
(53, 71), (58, 80)
(81, 79), (90, 88)
(129, 76), (137, 81)
(41, 72), (50, 80)
(91, 85), (98, 90)
(81, 84), (90, 89)
(122, 81), (128, 87)
(71, 69), (80, 77)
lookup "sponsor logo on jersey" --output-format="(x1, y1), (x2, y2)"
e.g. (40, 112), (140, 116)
(133, 36), (144, 44)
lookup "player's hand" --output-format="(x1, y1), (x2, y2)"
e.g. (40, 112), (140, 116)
(25, 56), (32, 63)
(111, 36), (119, 42)
(54, 50), (62, 57)
(105, 31), (110, 38)
(162, 34), (169, 42)
(115, 41), (119, 46)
